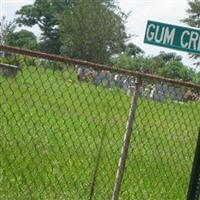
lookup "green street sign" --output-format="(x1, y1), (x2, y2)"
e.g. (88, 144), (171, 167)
(144, 20), (200, 54)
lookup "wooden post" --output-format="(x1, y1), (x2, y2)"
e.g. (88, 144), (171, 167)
(111, 78), (141, 200)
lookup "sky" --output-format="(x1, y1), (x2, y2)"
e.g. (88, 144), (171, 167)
(0, 0), (199, 71)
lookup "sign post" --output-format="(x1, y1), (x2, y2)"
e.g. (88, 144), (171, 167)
(187, 129), (200, 200)
(144, 20), (200, 54)
(144, 20), (200, 200)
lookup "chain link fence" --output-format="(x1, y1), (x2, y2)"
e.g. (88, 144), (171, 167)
(0, 45), (200, 200)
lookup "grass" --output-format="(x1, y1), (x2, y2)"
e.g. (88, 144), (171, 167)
(0, 64), (200, 200)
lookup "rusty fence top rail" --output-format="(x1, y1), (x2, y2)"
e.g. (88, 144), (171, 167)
(1, 45), (200, 90)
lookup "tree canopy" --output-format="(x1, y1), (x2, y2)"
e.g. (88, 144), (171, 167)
(0, 17), (15, 46)
(158, 60), (195, 81)
(0, 17), (38, 50)
(15, 0), (128, 61)
(15, 0), (74, 53)
(59, 0), (128, 63)
(182, 0), (200, 65)
(8, 0), (199, 84)
(6, 30), (38, 50)
(122, 42), (144, 57)
(112, 51), (198, 82)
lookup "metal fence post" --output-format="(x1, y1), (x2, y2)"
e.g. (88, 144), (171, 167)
(111, 78), (142, 200)
(187, 129), (200, 200)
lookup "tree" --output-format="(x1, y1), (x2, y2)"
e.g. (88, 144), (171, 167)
(112, 50), (196, 81)
(193, 71), (200, 83)
(6, 30), (38, 50)
(15, 0), (74, 54)
(0, 16), (16, 46)
(182, 0), (200, 65)
(158, 60), (195, 81)
(123, 42), (144, 57)
(58, 0), (128, 64)
(112, 53), (154, 72)
(153, 51), (182, 62)
(150, 51), (182, 75)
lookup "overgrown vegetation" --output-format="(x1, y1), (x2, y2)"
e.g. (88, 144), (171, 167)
(1, 0), (200, 83)
(15, 0), (128, 61)
(0, 0), (200, 199)
(0, 17), (38, 50)
(182, 0), (200, 66)
(0, 59), (199, 199)
(112, 51), (200, 83)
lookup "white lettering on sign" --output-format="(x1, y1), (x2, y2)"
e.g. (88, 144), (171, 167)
(180, 30), (190, 48)
(180, 30), (200, 50)
(155, 26), (165, 43)
(146, 24), (175, 45)
(163, 27), (175, 45)
(197, 37), (200, 50)
(146, 24), (156, 41)
(189, 31), (199, 50)
(144, 21), (200, 53)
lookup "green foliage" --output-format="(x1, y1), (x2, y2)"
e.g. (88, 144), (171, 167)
(0, 17), (16, 45)
(59, 0), (128, 64)
(6, 30), (38, 50)
(182, 0), (200, 28)
(0, 66), (199, 199)
(0, 17), (38, 50)
(112, 53), (152, 72)
(182, 0), (200, 64)
(15, 0), (128, 59)
(154, 51), (182, 62)
(112, 51), (198, 82)
(122, 42), (144, 57)
(158, 60), (195, 81)
(193, 71), (200, 83)
(151, 52), (182, 75)
(15, 0), (74, 54)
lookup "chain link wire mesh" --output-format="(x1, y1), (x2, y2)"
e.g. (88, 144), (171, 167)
(0, 47), (200, 200)
(0, 52), (130, 200)
(120, 80), (200, 200)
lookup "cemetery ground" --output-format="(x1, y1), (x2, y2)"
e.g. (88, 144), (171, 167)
(0, 65), (200, 199)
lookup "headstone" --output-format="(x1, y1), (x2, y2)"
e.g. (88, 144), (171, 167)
(146, 83), (186, 102)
